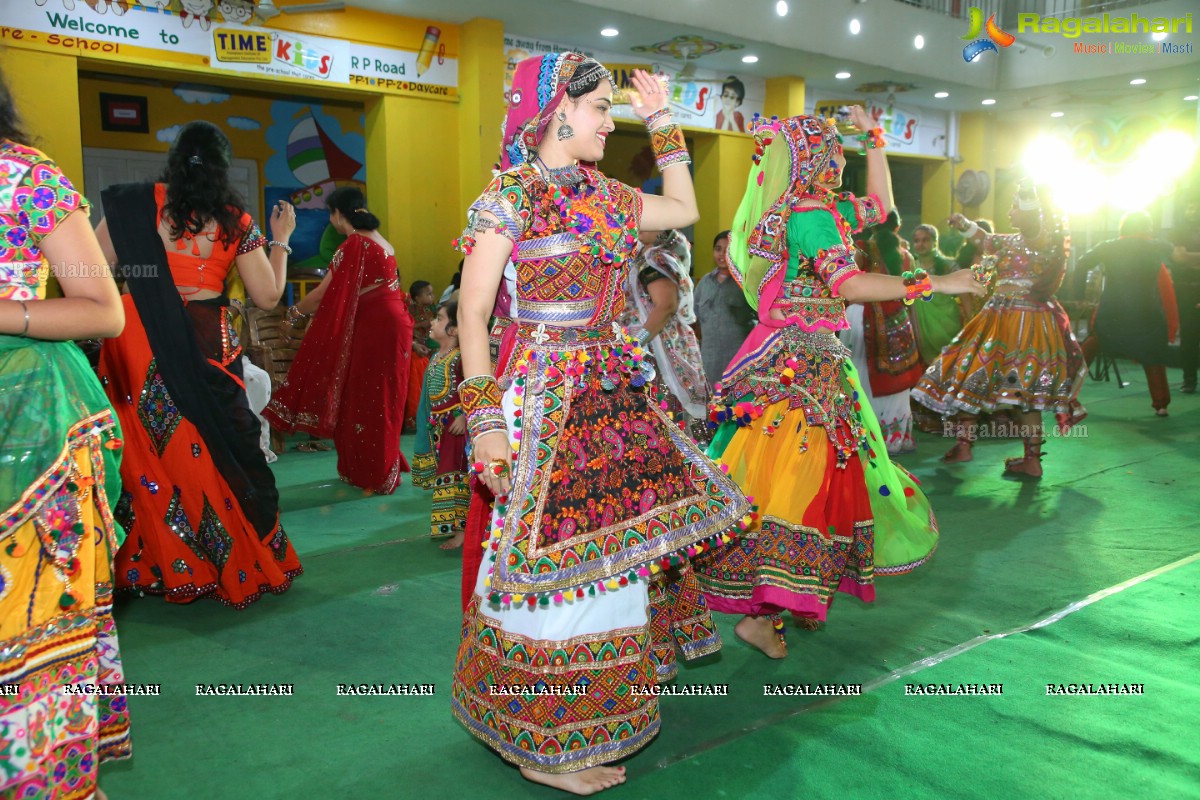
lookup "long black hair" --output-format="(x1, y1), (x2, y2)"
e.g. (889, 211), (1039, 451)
(326, 186), (380, 231)
(160, 121), (248, 247)
(873, 210), (904, 276)
(0, 67), (32, 146)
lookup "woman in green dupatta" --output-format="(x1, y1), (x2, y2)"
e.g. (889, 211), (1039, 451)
(0, 71), (130, 800)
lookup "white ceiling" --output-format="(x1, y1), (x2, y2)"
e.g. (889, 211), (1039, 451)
(336, 0), (1199, 120)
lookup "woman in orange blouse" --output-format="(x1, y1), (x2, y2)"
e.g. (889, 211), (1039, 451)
(95, 121), (303, 609)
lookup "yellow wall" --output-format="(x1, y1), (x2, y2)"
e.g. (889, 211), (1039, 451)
(693, 131), (755, 276)
(77, 75), (365, 223)
(365, 93), (459, 287)
(2, 50), (83, 183)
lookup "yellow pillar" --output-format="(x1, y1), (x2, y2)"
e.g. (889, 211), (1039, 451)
(2, 50), (83, 184)
(458, 18), (505, 226)
(693, 132), (755, 278)
(365, 94), (459, 287)
(764, 76), (806, 119)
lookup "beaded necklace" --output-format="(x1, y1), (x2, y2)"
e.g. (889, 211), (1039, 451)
(536, 156), (586, 188)
(542, 167), (639, 270)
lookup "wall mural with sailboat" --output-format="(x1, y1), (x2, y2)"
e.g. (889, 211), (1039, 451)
(80, 74), (366, 274)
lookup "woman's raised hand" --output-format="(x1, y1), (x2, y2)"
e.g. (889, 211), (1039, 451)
(628, 69), (668, 120)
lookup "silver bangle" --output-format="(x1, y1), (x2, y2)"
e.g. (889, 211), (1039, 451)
(269, 240), (293, 255)
(17, 300), (30, 337)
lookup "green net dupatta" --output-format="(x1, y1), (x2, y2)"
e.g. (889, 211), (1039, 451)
(0, 336), (125, 545)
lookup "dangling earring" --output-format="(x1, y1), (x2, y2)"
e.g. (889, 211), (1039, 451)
(556, 111), (575, 141)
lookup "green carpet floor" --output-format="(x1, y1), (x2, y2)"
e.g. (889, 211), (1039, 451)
(100, 364), (1200, 799)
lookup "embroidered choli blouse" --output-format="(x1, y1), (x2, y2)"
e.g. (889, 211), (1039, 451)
(465, 164), (643, 329)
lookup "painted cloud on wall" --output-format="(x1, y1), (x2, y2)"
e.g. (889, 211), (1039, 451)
(156, 124), (184, 144)
(174, 84), (231, 105)
(227, 116), (263, 131)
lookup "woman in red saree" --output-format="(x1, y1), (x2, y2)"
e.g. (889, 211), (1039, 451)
(96, 120), (302, 609)
(264, 187), (413, 493)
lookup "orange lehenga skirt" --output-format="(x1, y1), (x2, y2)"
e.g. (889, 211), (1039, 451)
(99, 295), (302, 609)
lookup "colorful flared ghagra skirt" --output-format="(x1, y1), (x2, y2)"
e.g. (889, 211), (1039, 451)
(695, 325), (938, 621)
(912, 294), (1087, 424)
(451, 322), (751, 773)
(413, 348), (469, 539)
(1, 337), (131, 799)
(100, 295), (302, 608)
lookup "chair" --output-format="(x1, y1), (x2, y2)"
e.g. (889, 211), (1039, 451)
(242, 305), (305, 453)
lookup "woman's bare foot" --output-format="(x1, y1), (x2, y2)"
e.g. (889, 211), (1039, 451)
(734, 615), (787, 659)
(438, 531), (465, 550)
(520, 765), (626, 795)
(96, 790), (109, 800)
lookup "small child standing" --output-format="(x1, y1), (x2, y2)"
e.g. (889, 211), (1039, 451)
(413, 302), (469, 549)
(405, 280), (437, 433)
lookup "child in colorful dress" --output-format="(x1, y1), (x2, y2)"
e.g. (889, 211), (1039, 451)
(405, 280), (436, 432)
(413, 301), (469, 549)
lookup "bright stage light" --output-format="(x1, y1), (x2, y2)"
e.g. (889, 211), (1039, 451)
(1054, 164), (1107, 216)
(1142, 130), (1197, 171)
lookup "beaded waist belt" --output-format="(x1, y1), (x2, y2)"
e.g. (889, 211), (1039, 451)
(514, 321), (622, 348)
(987, 294), (1053, 311)
(780, 325), (851, 359)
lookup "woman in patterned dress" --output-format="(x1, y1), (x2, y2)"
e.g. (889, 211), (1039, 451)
(843, 215), (926, 454)
(451, 53), (751, 794)
(694, 110), (983, 659)
(0, 72), (130, 800)
(95, 121), (303, 608)
(913, 182), (1086, 478)
(617, 229), (710, 437)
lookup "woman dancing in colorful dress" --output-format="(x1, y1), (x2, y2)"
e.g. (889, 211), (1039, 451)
(1, 76), (130, 799)
(695, 110), (983, 658)
(617, 228), (709, 432)
(913, 182), (1086, 478)
(97, 121), (302, 608)
(264, 186), (414, 493)
(843, 213), (926, 454)
(451, 53), (751, 794)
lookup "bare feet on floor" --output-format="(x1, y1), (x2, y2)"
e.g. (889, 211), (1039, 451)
(520, 765), (626, 795)
(438, 531), (465, 550)
(734, 615), (787, 659)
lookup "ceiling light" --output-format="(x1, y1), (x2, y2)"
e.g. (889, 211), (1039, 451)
(776, 0), (788, 16)
(1151, 31), (1167, 41)
(600, 27), (618, 37)
(835, 71), (851, 79)
(914, 34), (925, 49)
(1130, 78), (1146, 85)
(1186, 95), (1199, 101)
(849, 19), (861, 35)
(1051, 111), (1064, 118)
(981, 98), (996, 105)
(742, 55), (759, 63)
(934, 91), (949, 99)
